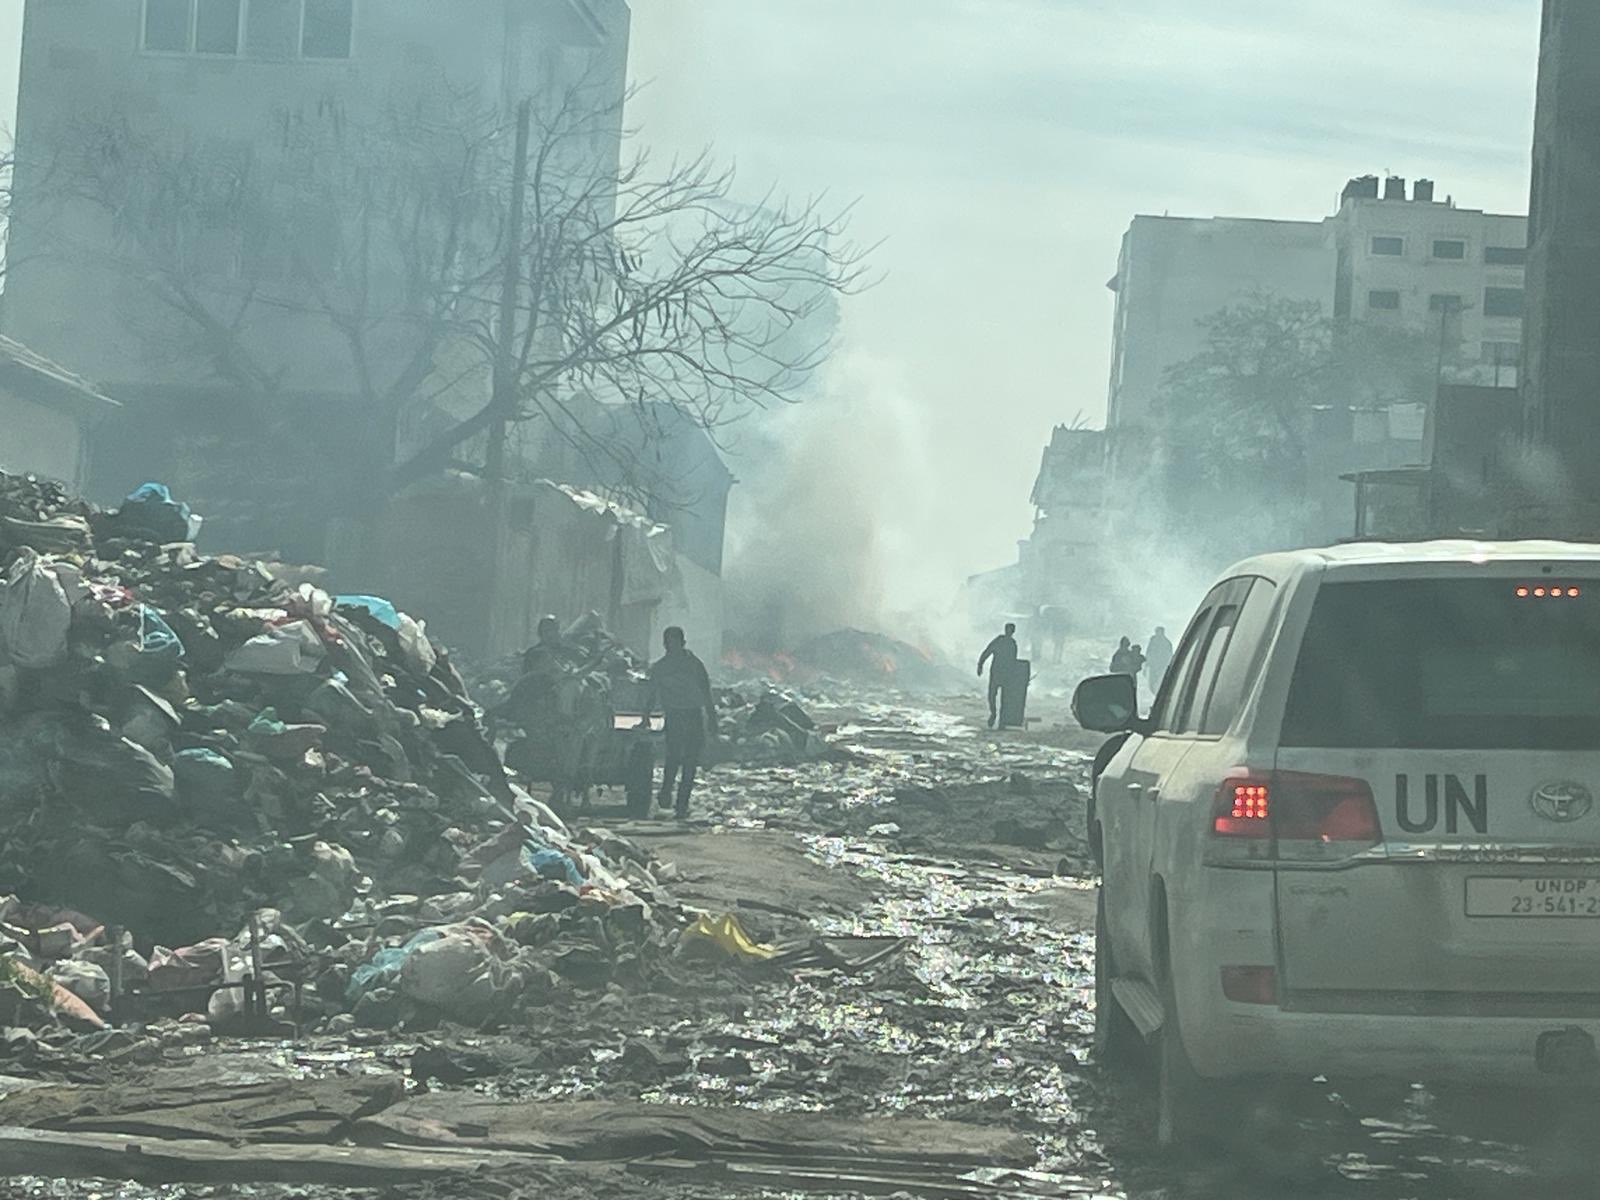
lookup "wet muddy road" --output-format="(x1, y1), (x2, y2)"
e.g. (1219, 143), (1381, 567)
(6, 695), (1597, 1199)
(659, 697), (1600, 1200)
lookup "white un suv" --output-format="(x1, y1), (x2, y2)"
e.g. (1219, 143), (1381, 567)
(1074, 541), (1600, 1147)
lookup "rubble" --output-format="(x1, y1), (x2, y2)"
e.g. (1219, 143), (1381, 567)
(0, 472), (712, 1047)
(710, 686), (834, 765)
(726, 627), (961, 694)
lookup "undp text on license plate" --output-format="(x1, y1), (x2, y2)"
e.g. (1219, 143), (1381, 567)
(1466, 877), (1600, 917)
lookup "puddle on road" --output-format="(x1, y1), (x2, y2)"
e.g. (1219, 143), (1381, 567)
(679, 702), (1598, 1199)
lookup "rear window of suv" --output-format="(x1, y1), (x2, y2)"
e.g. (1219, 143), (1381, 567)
(1281, 579), (1600, 749)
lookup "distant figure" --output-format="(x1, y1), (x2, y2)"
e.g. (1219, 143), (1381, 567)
(1109, 636), (1134, 674)
(1039, 605), (1069, 664)
(643, 626), (717, 819)
(1146, 626), (1174, 691)
(977, 623), (1020, 729)
(521, 615), (567, 678)
(1128, 643), (1147, 679)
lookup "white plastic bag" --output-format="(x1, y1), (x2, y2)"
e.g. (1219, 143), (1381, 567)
(48, 960), (111, 1015)
(399, 922), (520, 1024)
(0, 552), (72, 669)
(223, 619), (326, 675)
(396, 612), (437, 674)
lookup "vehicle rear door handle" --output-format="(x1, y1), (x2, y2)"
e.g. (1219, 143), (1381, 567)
(1127, 783), (1142, 794)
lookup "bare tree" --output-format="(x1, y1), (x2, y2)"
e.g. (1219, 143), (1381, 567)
(51, 75), (870, 513)
(389, 80), (872, 494)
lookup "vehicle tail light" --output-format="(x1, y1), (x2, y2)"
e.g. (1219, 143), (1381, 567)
(1221, 966), (1278, 1005)
(1210, 770), (1381, 862)
(1212, 776), (1272, 838)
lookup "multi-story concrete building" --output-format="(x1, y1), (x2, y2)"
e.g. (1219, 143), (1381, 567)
(1330, 176), (1527, 388)
(1105, 216), (1335, 434)
(1106, 181), (1528, 443)
(3, 0), (631, 544)
(1016, 178), (1532, 617)
(1520, 0), (1600, 527)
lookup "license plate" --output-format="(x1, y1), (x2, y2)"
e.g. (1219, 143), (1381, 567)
(1466, 877), (1600, 917)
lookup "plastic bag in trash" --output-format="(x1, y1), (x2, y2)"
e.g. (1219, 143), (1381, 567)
(679, 913), (777, 961)
(334, 595), (401, 630)
(521, 842), (585, 887)
(397, 613), (436, 674)
(224, 619), (326, 675)
(105, 605), (186, 685)
(47, 960), (111, 1015)
(0, 552), (71, 669)
(345, 928), (445, 1007)
(398, 923), (522, 1025)
(110, 482), (201, 544)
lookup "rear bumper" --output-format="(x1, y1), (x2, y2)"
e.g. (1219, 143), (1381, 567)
(1185, 1003), (1600, 1086)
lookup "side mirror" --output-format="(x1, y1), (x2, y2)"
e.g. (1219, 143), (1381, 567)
(1072, 673), (1140, 733)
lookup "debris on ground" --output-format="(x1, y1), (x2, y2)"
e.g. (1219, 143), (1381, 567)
(710, 686), (834, 765)
(726, 627), (961, 694)
(0, 472), (830, 1054)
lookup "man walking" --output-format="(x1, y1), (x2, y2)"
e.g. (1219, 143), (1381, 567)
(977, 622), (1019, 729)
(642, 626), (717, 818)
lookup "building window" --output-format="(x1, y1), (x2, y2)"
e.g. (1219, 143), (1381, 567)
(145, 0), (352, 59)
(246, 0), (300, 58)
(1432, 239), (1467, 261)
(1485, 245), (1528, 266)
(143, 0), (192, 51)
(1484, 286), (1525, 319)
(1482, 341), (1523, 367)
(1369, 290), (1402, 311)
(302, 0), (354, 58)
(1370, 236), (1405, 257)
(1429, 294), (1463, 313)
(195, 0), (242, 54)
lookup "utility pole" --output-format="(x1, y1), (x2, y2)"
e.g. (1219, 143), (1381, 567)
(481, 98), (532, 657)
(485, 98), (532, 485)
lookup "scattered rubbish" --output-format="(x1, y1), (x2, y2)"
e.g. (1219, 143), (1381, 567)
(0, 470), (696, 1046)
(679, 913), (778, 962)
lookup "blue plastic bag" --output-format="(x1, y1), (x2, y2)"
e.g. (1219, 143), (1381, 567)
(335, 595), (402, 630)
(345, 928), (446, 1007)
(522, 842), (584, 887)
(126, 605), (185, 683)
(118, 483), (201, 543)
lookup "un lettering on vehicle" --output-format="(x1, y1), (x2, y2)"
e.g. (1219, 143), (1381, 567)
(1395, 774), (1489, 835)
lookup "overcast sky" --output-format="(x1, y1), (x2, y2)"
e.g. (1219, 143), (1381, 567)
(0, 1), (1544, 605)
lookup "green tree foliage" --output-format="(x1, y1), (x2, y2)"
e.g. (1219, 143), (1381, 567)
(1156, 293), (1445, 499)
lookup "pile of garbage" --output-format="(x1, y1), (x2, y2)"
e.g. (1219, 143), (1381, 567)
(711, 688), (832, 765)
(0, 473), (713, 1046)
(725, 629), (959, 695)
(793, 629), (955, 692)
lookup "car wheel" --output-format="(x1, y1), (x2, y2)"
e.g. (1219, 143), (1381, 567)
(1094, 889), (1144, 1071)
